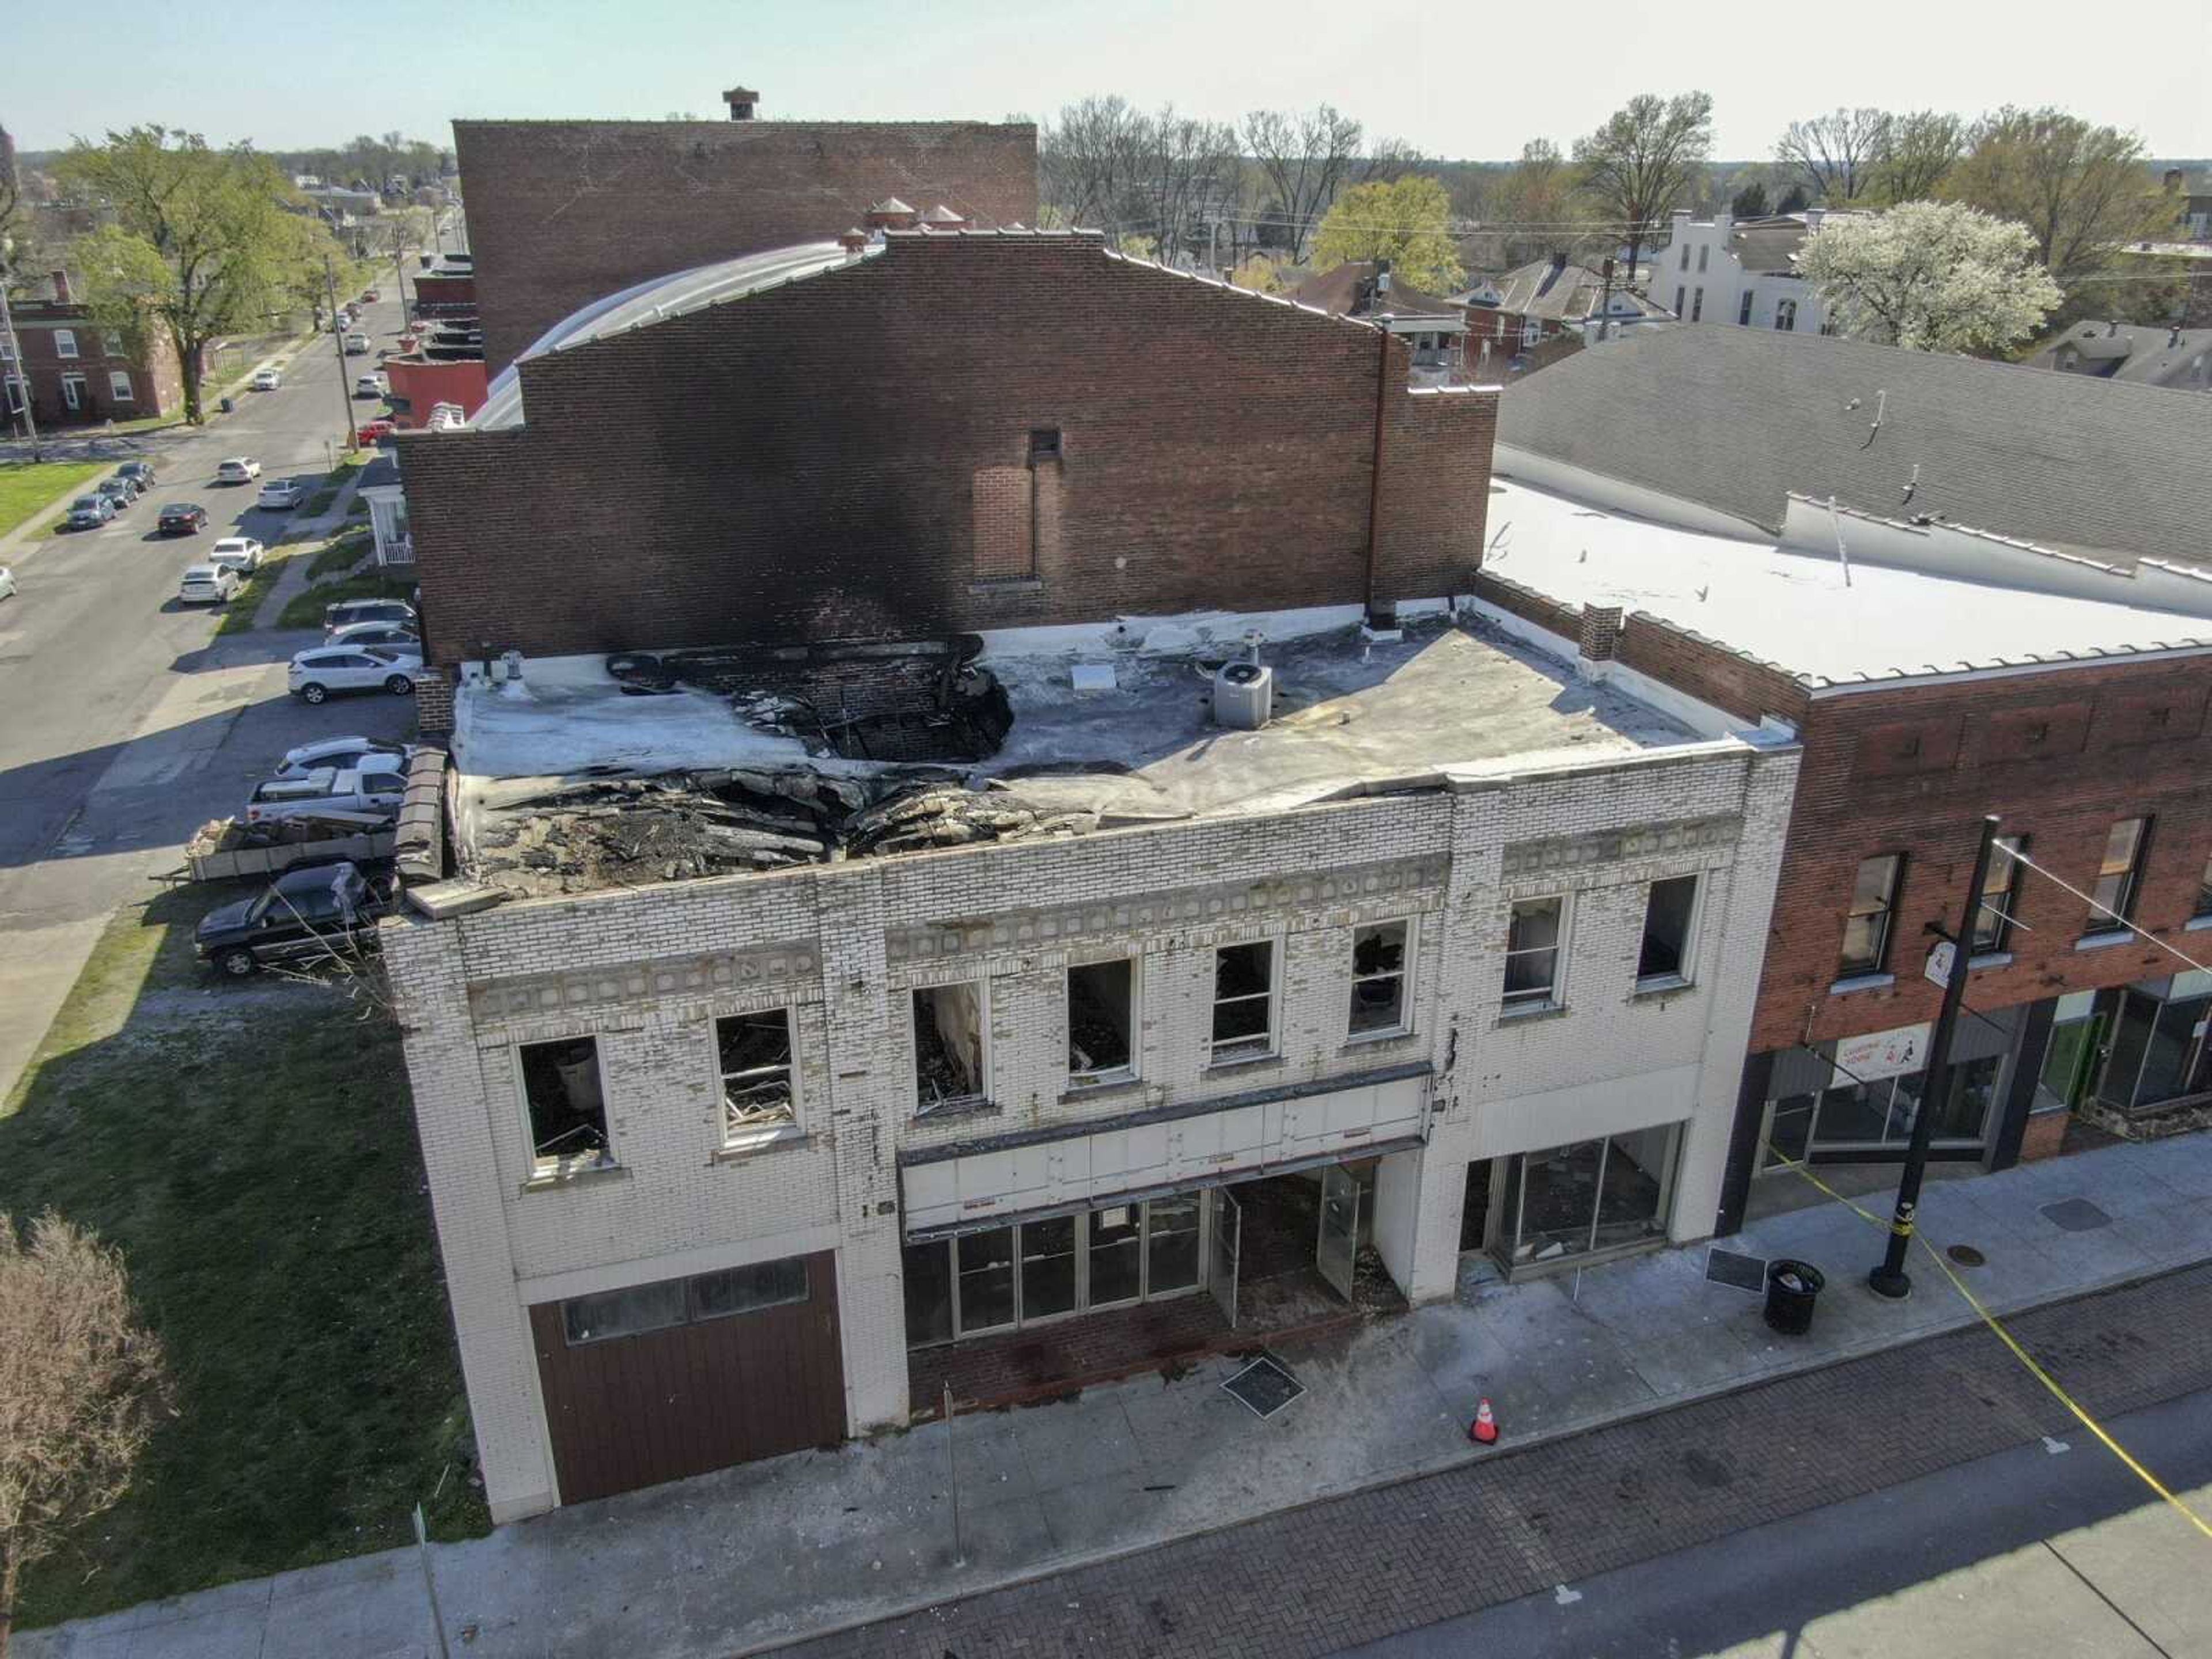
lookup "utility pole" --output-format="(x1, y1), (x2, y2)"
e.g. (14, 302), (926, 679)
(1597, 256), (1616, 344)
(0, 272), (41, 459)
(1869, 813), (2002, 1299)
(324, 256), (358, 451)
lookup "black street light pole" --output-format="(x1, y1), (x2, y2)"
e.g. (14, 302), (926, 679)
(324, 256), (358, 452)
(1869, 812), (2002, 1299)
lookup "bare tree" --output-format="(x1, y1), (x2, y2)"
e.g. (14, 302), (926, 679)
(1242, 104), (1364, 264)
(1130, 107), (1244, 267)
(1573, 92), (1715, 287)
(1871, 110), (1967, 203)
(0, 1213), (168, 1657)
(1775, 108), (1893, 203)
(1039, 96), (1149, 237)
(1355, 135), (1429, 185)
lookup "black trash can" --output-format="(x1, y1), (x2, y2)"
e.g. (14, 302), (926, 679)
(219, 395), (234, 414)
(1763, 1259), (1825, 1336)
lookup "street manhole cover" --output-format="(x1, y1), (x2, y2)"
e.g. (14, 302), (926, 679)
(1221, 1354), (1305, 1419)
(1946, 1244), (1987, 1267)
(1706, 1248), (1767, 1294)
(2040, 1198), (2113, 1233)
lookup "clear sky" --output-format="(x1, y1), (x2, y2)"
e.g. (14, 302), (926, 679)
(7, 0), (2209, 160)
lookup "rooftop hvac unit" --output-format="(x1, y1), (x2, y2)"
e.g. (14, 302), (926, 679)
(1213, 660), (1274, 730)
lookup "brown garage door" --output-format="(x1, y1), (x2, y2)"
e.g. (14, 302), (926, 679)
(530, 1249), (846, 1504)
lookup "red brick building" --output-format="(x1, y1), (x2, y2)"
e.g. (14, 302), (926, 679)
(3, 271), (183, 428)
(397, 230), (1495, 666)
(454, 92), (1038, 373)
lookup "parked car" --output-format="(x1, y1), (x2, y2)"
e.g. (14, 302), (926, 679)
(157, 502), (209, 535)
(257, 479), (306, 510)
(357, 418), (395, 444)
(361, 287), (381, 302)
(276, 734), (414, 778)
(343, 334), (371, 354)
(207, 536), (266, 573)
(115, 459), (162, 490)
(323, 597), (418, 636)
(99, 475), (144, 505)
(327, 619), (420, 649)
(250, 368), (282, 391)
(287, 643), (423, 702)
(63, 496), (116, 530)
(194, 861), (392, 977)
(0, 566), (16, 601)
(215, 457), (262, 484)
(353, 373), (385, 398)
(243, 756), (408, 822)
(178, 563), (241, 605)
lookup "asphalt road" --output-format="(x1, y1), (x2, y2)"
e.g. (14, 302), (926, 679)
(1338, 1387), (2212, 1658)
(0, 290), (417, 1102)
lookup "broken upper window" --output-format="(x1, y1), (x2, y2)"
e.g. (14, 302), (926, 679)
(1502, 896), (1565, 1012)
(1349, 922), (1409, 1036)
(1211, 941), (1276, 1063)
(1067, 958), (1135, 1086)
(716, 1009), (796, 1144)
(518, 1036), (612, 1173)
(1637, 876), (1700, 988)
(914, 983), (987, 1113)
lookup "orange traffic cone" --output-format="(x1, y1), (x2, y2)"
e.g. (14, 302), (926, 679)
(1469, 1397), (1498, 1445)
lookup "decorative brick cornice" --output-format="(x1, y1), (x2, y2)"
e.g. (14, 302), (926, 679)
(1501, 813), (1741, 881)
(468, 942), (819, 1022)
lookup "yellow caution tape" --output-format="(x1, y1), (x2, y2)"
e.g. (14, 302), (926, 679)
(1760, 1144), (2212, 1543)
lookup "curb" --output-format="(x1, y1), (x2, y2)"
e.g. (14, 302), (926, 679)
(732, 1253), (2211, 1657)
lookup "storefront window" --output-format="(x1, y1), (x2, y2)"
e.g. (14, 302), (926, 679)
(1020, 1216), (1078, 1321)
(1502, 1128), (1677, 1267)
(957, 1227), (1017, 1332)
(1086, 1206), (1143, 1305)
(1146, 1196), (1203, 1293)
(2091, 976), (2212, 1113)
(902, 1240), (954, 1347)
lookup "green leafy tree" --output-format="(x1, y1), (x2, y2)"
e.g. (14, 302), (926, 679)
(1730, 179), (1771, 218)
(1944, 108), (2168, 284)
(1573, 92), (1714, 286)
(1798, 200), (2062, 353)
(1312, 175), (1464, 294)
(1869, 110), (1966, 203)
(56, 128), (327, 422)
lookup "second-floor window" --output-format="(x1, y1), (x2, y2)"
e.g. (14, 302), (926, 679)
(517, 1035), (612, 1176)
(1738, 291), (1754, 325)
(1775, 298), (1798, 331)
(1349, 921), (1410, 1037)
(1211, 941), (1276, 1064)
(2088, 817), (2150, 933)
(1502, 896), (1566, 1011)
(1637, 876), (1700, 988)
(1679, 243), (1691, 270)
(715, 1008), (796, 1144)
(1697, 244), (1709, 273)
(914, 983), (988, 1113)
(1067, 957), (1136, 1087)
(1842, 854), (1904, 976)
(1972, 836), (2026, 955)
(54, 328), (78, 359)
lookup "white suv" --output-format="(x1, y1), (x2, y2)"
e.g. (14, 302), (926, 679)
(215, 457), (262, 484)
(287, 644), (423, 703)
(244, 756), (406, 824)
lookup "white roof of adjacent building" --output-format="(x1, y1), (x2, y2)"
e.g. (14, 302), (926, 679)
(1484, 479), (2212, 689)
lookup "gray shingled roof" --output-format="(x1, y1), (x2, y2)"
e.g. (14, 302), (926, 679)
(1495, 325), (2212, 565)
(2029, 321), (2212, 391)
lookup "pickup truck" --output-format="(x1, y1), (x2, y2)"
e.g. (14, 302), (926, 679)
(194, 861), (391, 976)
(243, 755), (406, 824)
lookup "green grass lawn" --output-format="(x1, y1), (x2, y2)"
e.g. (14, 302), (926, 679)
(211, 544), (297, 636)
(306, 529), (376, 580)
(2, 888), (489, 1630)
(279, 566), (414, 630)
(0, 459), (111, 538)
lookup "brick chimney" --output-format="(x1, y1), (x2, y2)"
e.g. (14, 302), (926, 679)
(921, 203), (967, 232)
(722, 85), (760, 121)
(50, 269), (72, 304)
(838, 226), (869, 257)
(865, 196), (918, 232)
(1577, 604), (1624, 681)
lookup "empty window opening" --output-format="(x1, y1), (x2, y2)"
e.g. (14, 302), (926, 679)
(1503, 896), (1565, 1009)
(2089, 817), (2150, 931)
(1211, 941), (1276, 1063)
(1350, 921), (1409, 1036)
(914, 983), (987, 1112)
(1637, 876), (1700, 986)
(562, 1257), (808, 1346)
(716, 1008), (796, 1142)
(1972, 837), (2027, 955)
(1841, 854), (1904, 976)
(1028, 426), (1062, 461)
(1067, 959), (1135, 1086)
(519, 1036), (611, 1172)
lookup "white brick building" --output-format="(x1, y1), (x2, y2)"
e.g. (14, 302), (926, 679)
(385, 613), (1797, 1518)
(1651, 209), (1852, 335)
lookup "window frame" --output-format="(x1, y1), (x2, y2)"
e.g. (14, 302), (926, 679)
(1775, 297), (1798, 331)
(1738, 290), (1754, 325)
(562, 1256), (810, 1347)
(1347, 918), (1414, 1041)
(1501, 893), (1569, 1014)
(1971, 836), (2027, 956)
(2087, 816), (2152, 933)
(1690, 287), (1704, 323)
(53, 327), (78, 359)
(712, 1005), (800, 1151)
(1066, 955), (1140, 1089)
(59, 373), (84, 411)
(515, 1034), (616, 1180)
(2194, 850), (2212, 922)
(912, 979), (992, 1116)
(1839, 853), (1906, 978)
(1208, 937), (1281, 1065)
(107, 370), (135, 403)
(1635, 874), (1703, 991)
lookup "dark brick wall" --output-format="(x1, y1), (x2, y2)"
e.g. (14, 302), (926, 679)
(399, 234), (1497, 664)
(456, 118), (1039, 372)
(6, 304), (181, 426)
(1613, 620), (1809, 727)
(1749, 656), (2212, 1055)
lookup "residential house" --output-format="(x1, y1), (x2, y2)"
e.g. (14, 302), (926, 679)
(355, 454), (412, 566)
(385, 224), (1804, 1521)
(2030, 320), (2212, 393)
(2163, 169), (2211, 240)
(1647, 209), (1851, 335)
(1495, 327), (2212, 1230)
(455, 81), (1037, 371)
(1455, 256), (1673, 380)
(1290, 261), (1468, 374)
(2, 270), (183, 428)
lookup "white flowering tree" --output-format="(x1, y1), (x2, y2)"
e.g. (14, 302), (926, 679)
(1798, 201), (2062, 355)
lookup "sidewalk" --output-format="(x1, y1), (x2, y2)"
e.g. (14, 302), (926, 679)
(21, 1129), (2212, 1659)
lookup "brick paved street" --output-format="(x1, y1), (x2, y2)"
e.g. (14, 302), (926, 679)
(780, 1262), (2212, 1657)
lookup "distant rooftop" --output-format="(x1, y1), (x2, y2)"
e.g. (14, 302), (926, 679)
(1484, 479), (2212, 691)
(448, 610), (1710, 897)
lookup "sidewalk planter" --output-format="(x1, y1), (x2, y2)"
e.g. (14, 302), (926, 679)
(1763, 1259), (1825, 1335)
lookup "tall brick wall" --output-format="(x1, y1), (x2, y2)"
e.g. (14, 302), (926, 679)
(399, 235), (1498, 664)
(1749, 654), (2212, 1055)
(455, 118), (1039, 372)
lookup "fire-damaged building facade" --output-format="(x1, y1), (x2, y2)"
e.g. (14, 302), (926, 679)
(385, 215), (1804, 1518)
